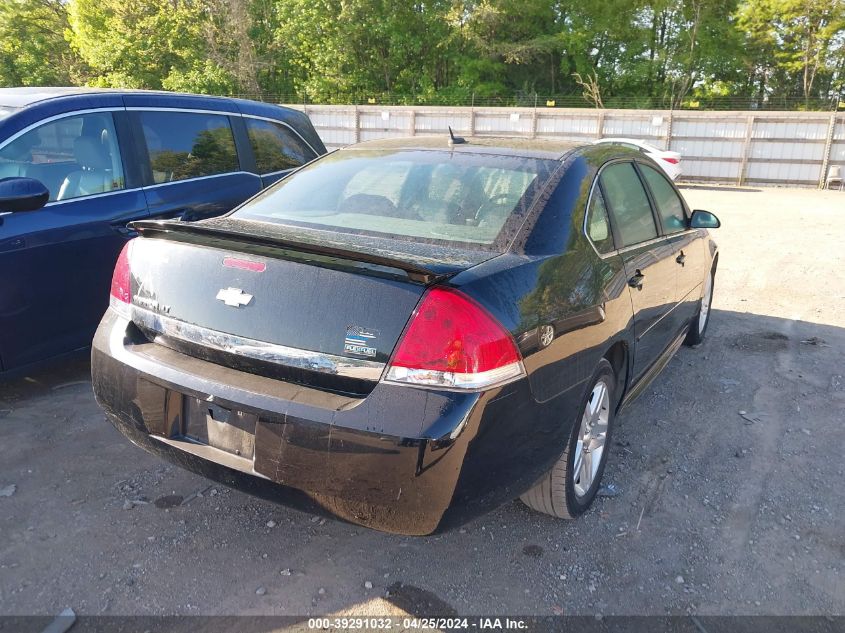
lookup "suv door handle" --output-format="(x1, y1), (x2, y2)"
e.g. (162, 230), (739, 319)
(628, 270), (645, 289)
(150, 208), (189, 219)
(676, 251), (686, 266)
(0, 237), (25, 253)
(111, 224), (138, 237)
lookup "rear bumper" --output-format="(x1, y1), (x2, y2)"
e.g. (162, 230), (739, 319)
(92, 309), (560, 535)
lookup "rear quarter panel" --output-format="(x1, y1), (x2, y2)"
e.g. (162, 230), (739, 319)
(448, 151), (635, 498)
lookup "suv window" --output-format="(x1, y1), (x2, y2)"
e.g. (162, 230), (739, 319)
(245, 119), (316, 174)
(0, 112), (125, 202)
(640, 164), (687, 234)
(600, 162), (657, 247)
(586, 188), (615, 253)
(139, 111), (239, 184)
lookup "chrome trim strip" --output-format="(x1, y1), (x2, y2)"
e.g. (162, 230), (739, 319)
(259, 167), (295, 178)
(635, 291), (686, 341)
(131, 306), (385, 380)
(383, 360), (526, 393)
(45, 186), (143, 207)
(143, 171), (255, 190)
(0, 107), (123, 151)
(126, 106), (240, 116)
(616, 228), (699, 254)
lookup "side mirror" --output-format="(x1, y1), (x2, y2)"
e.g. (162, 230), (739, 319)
(0, 177), (49, 213)
(690, 209), (720, 229)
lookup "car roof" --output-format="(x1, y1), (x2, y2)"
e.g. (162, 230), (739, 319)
(595, 137), (661, 149)
(0, 87), (238, 109)
(0, 87), (326, 152)
(0, 87), (299, 120)
(346, 136), (585, 160)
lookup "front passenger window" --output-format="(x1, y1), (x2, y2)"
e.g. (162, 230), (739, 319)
(599, 163), (658, 247)
(0, 113), (125, 202)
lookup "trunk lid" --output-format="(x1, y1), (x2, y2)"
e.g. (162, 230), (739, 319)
(126, 219), (495, 393)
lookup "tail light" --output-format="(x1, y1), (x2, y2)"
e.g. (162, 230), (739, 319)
(385, 287), (525, 391)
(662, 157), (680, 164)
(109, 241), (133, 318)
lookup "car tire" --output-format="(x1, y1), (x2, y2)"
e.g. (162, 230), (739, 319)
(520, 359), (616, 519)
(684, 266), (715, 346)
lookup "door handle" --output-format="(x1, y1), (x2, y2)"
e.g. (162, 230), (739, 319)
(111, 224), (138, 237)
(676, 251), (686, 266)
(149, 208), (193, 221)
(0, 237), (25, 253)
(628, 270), (645, 289)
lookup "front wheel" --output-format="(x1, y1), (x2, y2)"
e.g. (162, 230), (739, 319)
(685, 267), (715, 346)
(520, 359), (616, 519)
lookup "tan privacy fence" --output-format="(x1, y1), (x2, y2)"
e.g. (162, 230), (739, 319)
(286, 104), (845, 188)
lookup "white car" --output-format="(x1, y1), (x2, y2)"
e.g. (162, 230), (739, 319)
(594, 137), (682, 181)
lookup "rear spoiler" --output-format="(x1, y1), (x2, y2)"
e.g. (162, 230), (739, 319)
(129, 220), (445, 284)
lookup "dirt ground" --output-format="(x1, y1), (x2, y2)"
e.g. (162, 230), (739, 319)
(1, 186), (843, 619)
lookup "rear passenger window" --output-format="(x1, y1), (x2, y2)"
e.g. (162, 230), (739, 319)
(139, 111), (239, 184)
(640, 164), (687, 233)
(600, 163), (657, 247)
(586, 189), (615, 253)
(245, 119), (316, 174)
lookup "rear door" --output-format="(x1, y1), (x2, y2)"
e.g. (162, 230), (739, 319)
(243, 117), (319, 187)
(599, 161), (678, 382)
(131, 108), (262, 221)
(0, 108), (148, 371)
(638, 163), (706, 326)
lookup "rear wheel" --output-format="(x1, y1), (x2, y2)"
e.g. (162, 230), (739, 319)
(520, 359), (615, 519)
(538, 324), (555, 348)
(685, 267), (715, 346)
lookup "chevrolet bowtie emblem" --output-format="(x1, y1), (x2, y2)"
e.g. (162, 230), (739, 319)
(216, 287), (253, 307)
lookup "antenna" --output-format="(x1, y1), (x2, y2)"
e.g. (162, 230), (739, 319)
(448, 126), (466, 146)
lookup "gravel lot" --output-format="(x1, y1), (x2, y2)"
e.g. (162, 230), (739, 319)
(1, 186), (843, 619)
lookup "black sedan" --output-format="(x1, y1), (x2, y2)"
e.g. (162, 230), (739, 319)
(91, 136), (720, 535)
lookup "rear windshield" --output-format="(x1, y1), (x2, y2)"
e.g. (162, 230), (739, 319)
(233, 149), (556, 251)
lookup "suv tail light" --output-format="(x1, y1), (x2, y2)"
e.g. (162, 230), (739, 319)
(385, 287), (525, 391)
(109, 241), (133, 318)
(662, 157), (680, 164)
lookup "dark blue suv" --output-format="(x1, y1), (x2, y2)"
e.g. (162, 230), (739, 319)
(0, 88), (325, 375)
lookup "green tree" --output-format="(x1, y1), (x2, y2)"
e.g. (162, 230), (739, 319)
(276, 0), (457, 99)
(65, 0), (280, 94)
(737, 0), (845, 103)
(0, 0), (83, 86)
(1, 0), (842, 109)
(66, 0), (209, 89)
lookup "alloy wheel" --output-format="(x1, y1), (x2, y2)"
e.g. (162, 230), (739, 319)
(572, 378), (610, 498)
(539, 324), (554, 348)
